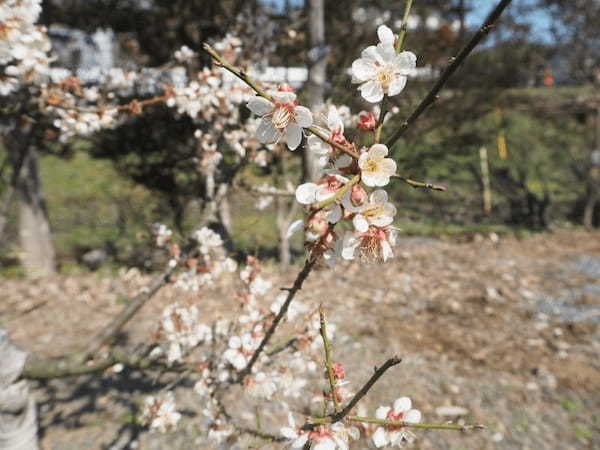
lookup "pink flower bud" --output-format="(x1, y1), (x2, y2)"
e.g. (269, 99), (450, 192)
(332, 362), (345, 380)
(307, 212), (328, 237)
(358, 111), (377, 131)
(350, 185), (368, 206)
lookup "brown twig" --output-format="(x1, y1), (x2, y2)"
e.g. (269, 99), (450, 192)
(304, 356), (402, 429)
(235, 257), (317, 382)
(386, 0), (513, 152)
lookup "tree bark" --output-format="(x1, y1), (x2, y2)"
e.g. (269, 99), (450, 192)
(9, 132), (56, 278)
(304, 0), (326, 182)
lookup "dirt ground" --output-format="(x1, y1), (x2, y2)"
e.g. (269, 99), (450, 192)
(2, 230), (599, 449)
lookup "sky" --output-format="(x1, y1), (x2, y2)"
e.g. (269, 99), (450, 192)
(262, 0), (554, 42)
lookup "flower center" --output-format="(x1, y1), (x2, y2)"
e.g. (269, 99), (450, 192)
(271, 103), (295, 130)
(363, 204), (385, 219)
(376, 66), (395, 87)
(364, 157), (380, 173)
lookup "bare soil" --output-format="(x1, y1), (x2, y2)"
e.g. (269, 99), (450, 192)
(2, 230), (599, 449)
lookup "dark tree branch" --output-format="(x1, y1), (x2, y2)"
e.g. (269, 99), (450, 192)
(386, 0), (514, 152)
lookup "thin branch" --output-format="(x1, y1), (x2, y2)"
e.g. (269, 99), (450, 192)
(319, 305), (340, 413)
(235, 257), (317, 382)
(347, 416), (485, 431)
(386, 0), (513, 151)
(392, 175), (448, 192)
(395, 0), (414, 53)
(304, 356), (402, 429)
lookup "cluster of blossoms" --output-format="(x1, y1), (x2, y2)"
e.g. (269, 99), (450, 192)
(0, 0), (51, 95)
(171, 226), (237, 292)
(244, 25), (417, 267)
(139, 391), (181, 433)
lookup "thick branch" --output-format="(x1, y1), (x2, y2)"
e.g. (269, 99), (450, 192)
(386, 0), (513, 151)
(77, 263), (177, 362)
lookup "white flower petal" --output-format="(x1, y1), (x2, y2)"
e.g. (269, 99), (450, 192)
(286, 219), (304, 238)
(256, 119), (282, 144)
(352, 58), (377, 82)
(286, 123), (303, 150)
(295, 183), (319, 205)
(370, 189), (388, 204)
(375, 406), (391, 420)
(378, 25), (396, 46)
(396, 51), (417, 73)
(353, 214), (369, 233)
(359, 80), (384, 103)
(388, 75), (407, 96)
(294, 105), (313, 127)
(327, 106), (343, 133)
(281, 427), (298, 439)
(405, 409), (422, 423)
(326, 204), (342, 224)
(393, 397), (412, 413)
(372, 427), (388, 448)
(341, 233), (358, 260)
(291, 434), (309, 448)
(370, 144), (389, 158)
(376, 42), (397, 61)
(247, 96), (274, 116)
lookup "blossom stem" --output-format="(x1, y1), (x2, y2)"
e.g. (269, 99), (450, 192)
(386, 0), (513, 152)
(347, 416), (485, 431)
(319, 305), (340, 413)
(395, 0), (414, 53)
(313, 175), (360, 210)
(203, 43), (359, 160)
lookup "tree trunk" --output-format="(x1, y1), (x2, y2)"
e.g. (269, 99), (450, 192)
(11, 139), (56, 278)
(0, 328), (39, 450)
(304, 0), (326, 182)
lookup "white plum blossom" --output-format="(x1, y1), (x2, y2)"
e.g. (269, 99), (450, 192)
(341, 226), (397, 263)
(308, 105), (349, 167)
(159, 301), (212, 364)
(140, 392), (181, 433)
(247, 88), (313, 150)
(192, 227), (223, 256)
(295, 174), (349, 205)
(372, 397), (422, 448)
(351, 25), (416, 103)
(358, 144), (396, 187)
(152, 223), (173, 247)
(174, 45), (196, 63)
(223, 333), (260, 370)
(282, 414), (358, 450)
(343, 189), (397, 232)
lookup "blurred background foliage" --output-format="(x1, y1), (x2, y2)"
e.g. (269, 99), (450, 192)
(1, 0), (598, 274)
